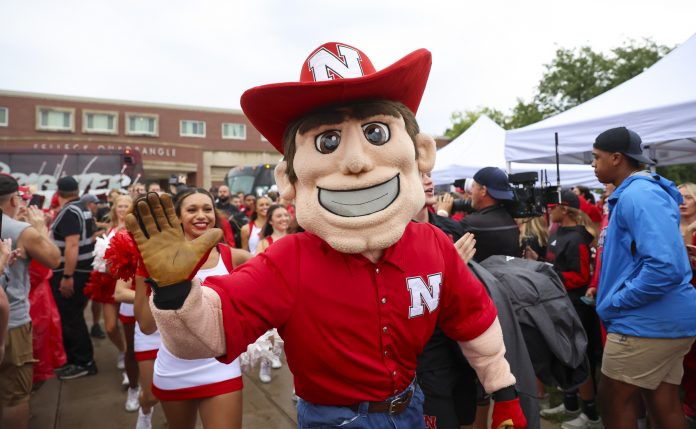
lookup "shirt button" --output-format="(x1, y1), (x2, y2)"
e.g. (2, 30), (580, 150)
(382, 326), (388, 333)
(392, 371), (397, 377)
(381, 297), (387, 304)
(384, 350), (388, 356)
(375, 268), (380, 274)
(394, 389), (398, 393)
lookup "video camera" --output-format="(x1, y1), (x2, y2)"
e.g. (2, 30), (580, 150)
(507, 171), (560, 218)
(451, 178), (475, 214)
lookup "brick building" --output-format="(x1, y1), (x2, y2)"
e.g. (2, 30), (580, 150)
(0, 90), (278, 190)
(0, 90), (450, 196)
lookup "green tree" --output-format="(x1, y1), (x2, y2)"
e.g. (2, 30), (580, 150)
(657, 164), (696, 184)
(515, 38), (672, 127)
(444, 38), (672, 133)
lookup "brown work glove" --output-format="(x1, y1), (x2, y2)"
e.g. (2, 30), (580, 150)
(125, 192), (222, 287)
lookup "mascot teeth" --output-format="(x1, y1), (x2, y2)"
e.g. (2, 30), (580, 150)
(318, 174), (400, 217)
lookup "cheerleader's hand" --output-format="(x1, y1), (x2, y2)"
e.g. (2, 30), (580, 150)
(125, 192), (222, 287)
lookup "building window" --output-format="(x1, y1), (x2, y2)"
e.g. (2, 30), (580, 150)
(36, 106), (74, 132)
(0, 107), (7, 127)
(222, 123), (246, 140)
(181, 120), (206, 137)
(83, 110), (118, 134)
(126, 113), (158, 136)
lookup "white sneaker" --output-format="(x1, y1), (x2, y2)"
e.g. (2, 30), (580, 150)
(125, 387), (140, 412)
(561, 413), (603, 429)
(259, 359), (272, 383)
(540, 403), (581, 419)
(117, 352), (125, 370)
(121, 372), (130, 387)
(270, 355), (282, 369)
(136, 407), (153, 429)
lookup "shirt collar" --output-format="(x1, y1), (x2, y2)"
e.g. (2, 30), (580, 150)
(311, 224), (410, 273)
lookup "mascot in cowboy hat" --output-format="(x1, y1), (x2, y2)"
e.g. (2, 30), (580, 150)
(126, 42), (527, 429)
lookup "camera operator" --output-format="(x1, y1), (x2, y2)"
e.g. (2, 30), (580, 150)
(440, 167), (520, 262)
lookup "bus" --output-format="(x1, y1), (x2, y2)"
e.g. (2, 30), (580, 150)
(225, 164), (276, 197)
(0, 148), (143, 206)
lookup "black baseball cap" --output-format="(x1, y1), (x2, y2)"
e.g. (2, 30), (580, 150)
(473, 167), (514, 201)
(0, 174), (19, 196)
(593, 126), (654, 165)
(560, 189), (580, 209)
(57, 176), (79, 192)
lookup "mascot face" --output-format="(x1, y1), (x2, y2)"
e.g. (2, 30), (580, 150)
(243, 42), (435, 253)
(286, 113), (434, 254)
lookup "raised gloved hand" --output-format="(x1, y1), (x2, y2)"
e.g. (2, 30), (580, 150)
(491, 397), (527, 429)
(125, 192), (222, 287)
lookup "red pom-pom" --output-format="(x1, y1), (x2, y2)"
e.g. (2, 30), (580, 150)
(84, 271), (117, 304)
(104, 229), (149, 281)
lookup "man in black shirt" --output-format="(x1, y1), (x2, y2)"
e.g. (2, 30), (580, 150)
(215, 185), (235, 217)
(50, 176), (98, 380)
(457, 167), (520, 262)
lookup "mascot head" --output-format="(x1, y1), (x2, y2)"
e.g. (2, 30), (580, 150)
(241, 42), (436, 253)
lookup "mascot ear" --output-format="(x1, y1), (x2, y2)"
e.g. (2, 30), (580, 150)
(274, 161), (296, 202)
(415, 133), (436, 174)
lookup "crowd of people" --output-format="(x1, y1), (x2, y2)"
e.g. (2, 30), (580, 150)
(1, 41), (695, 429)
(0, 175), (297, 429)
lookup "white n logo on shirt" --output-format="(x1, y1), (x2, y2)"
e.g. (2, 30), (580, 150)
(406, 273), (442, 319)
(307, 44), (364, 81)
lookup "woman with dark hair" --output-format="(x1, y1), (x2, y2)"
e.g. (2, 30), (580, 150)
(254, 204), (290, 254)
(151, 188), (252, 429)
(240, 195), (271, 255)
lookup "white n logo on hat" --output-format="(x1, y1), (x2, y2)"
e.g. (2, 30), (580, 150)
(406, 273), (442, 318)
(307, 44), (364, 82)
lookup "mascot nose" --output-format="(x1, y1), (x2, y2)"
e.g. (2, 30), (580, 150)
(341, 143), (375, 175)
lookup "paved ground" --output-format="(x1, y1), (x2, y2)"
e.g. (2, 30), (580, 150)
(29, 328), (297, 429)
(29, 323), (561, 428)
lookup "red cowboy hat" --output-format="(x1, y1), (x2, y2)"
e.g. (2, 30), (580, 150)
(240, 42), (432, 154)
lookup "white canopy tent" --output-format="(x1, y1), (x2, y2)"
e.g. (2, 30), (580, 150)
(505, 33), (696, 166)
(432, 115), (601, 187)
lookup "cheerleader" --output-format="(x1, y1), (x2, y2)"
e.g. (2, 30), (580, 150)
(108, 212), (160, 429)
(254, 204), (290, 254)
(86, 195), (131, 368)
(148, 188), (251, 429)
(239, 195), (271, 255)
(114, 279), (140, 413)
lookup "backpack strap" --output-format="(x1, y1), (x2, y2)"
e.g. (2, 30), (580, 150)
(217, 243), (235, 272)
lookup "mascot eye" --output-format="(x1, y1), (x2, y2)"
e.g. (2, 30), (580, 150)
(362, 122), (390, 146)
(315, 130), (341, 154)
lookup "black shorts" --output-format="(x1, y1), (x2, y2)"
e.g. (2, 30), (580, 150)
(418, 364), (477, 428)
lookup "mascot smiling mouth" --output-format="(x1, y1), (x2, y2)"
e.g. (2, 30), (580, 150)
(318, 174), (400, 217)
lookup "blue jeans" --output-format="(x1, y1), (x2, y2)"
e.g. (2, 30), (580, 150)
(296, 382), (425, 429)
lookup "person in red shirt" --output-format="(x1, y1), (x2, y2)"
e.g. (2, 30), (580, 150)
(128, 42), (526, 429)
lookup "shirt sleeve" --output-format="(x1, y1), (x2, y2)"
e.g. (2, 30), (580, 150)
(203, 236), (298, 363)
(612, 188), (689, 309)
(433, 226), (497, 341)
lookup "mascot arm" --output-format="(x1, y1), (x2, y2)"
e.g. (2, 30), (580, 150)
(458, 317), (527, 429)
(149, 278), (226, 359)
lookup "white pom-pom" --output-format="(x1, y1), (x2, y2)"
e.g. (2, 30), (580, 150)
(92, 234), (111, 272)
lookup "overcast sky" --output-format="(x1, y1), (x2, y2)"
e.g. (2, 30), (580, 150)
(1, 0), (695, 136)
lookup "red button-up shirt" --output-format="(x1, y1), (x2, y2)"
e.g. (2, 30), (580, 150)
(205, 221), (496, 405)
